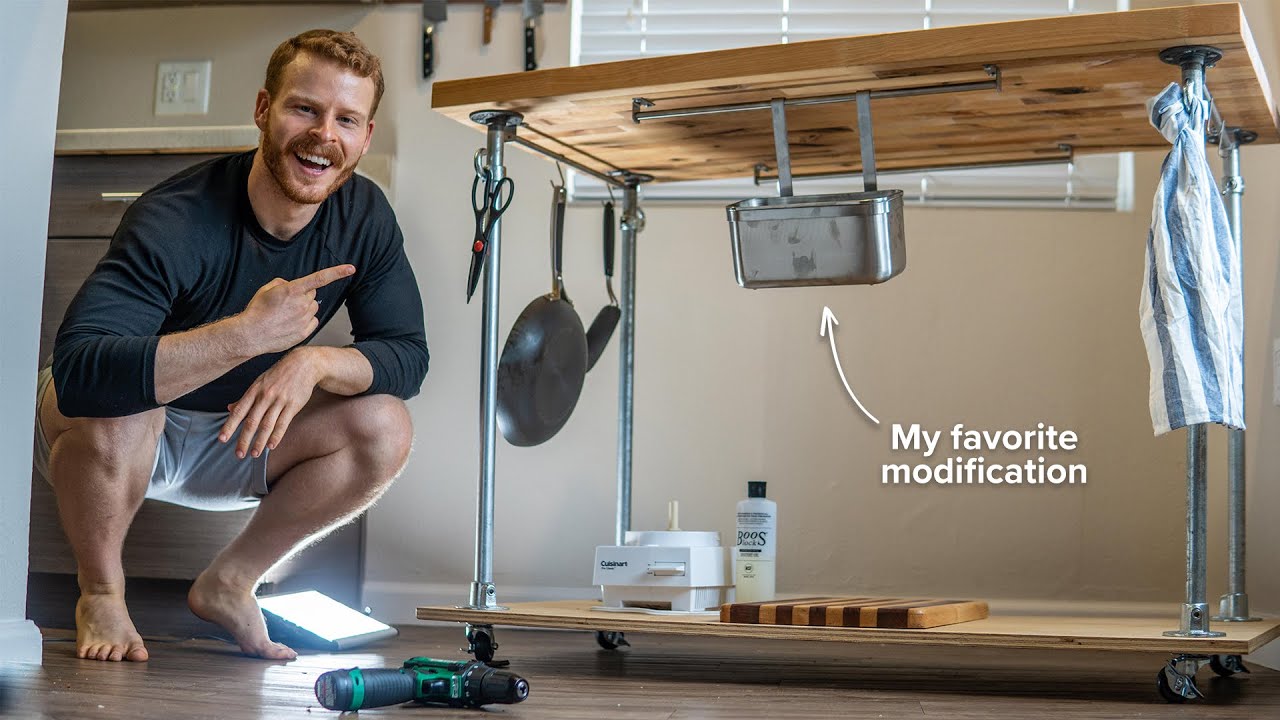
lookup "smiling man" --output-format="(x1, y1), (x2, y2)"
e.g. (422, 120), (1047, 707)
(34, 30), (428, 662)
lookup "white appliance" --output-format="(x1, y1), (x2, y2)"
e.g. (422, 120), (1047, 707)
(593, 529), (733, 612)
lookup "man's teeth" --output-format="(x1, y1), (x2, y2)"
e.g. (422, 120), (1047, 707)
(297, 152), (332, 167)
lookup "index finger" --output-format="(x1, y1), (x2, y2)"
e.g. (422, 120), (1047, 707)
(291, 264), (355, 291)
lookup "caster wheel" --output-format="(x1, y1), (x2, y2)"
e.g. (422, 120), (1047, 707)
(1156, 667), (1187, 703)
(1210, 654), (1248, 677)
(1157, 664), (1202, 703)
(596, 631), (630, 650)
(469, 628), (497, 663)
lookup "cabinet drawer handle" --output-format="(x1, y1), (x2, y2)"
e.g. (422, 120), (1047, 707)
(100, 192), (142, 203)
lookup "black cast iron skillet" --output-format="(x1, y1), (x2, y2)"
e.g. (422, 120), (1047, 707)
(496, 182), (588, 446)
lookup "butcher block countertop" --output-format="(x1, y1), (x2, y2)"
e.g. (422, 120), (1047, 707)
(431, 3), (1280, 183)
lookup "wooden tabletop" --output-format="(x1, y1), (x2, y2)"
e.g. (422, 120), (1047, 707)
(431, 3), (1279, 184)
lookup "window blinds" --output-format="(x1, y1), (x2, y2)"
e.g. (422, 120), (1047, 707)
(570, 0), (1132, 209)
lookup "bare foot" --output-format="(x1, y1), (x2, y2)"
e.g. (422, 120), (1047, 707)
(75, 592), (149, 662)
(188, 571), (296, 660)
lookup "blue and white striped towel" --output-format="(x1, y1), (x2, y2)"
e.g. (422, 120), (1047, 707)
(1140, 82), (1244, 436)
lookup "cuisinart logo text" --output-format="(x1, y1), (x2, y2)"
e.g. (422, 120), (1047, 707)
(599, 561), (628, 568)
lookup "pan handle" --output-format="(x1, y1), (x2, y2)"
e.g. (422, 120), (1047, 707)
(550, 182), (567, 300)
(603, 202), (615, 279)
(603, 201), (617, 305)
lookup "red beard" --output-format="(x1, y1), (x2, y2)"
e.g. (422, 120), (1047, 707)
(260, 123), (358, 205)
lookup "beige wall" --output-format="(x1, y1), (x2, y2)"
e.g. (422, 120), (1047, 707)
(56, 2), (1278, 623)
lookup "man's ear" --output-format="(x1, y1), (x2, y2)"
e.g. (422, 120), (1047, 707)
(360, 120), (375, 158)
(253, 89), (271, 131)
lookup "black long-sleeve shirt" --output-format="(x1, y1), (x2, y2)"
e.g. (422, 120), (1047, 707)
(53, 150), (429, 418)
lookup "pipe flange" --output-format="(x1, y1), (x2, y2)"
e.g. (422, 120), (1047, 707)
(469, 109), (525, 128)
(1235, 129), (1259, 144)
(609, 170), (656, 186)
(1159, 45), (1224, 69)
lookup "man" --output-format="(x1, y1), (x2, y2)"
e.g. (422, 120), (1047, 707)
(34, 30), (428, 662)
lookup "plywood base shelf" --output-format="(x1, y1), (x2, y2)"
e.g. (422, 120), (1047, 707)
(417, 599), (1280, 655)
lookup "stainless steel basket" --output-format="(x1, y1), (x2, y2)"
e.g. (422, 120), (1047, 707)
(726, 189), (906, 288)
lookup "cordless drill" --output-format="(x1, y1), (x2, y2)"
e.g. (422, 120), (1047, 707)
(314, 657), (529, 711)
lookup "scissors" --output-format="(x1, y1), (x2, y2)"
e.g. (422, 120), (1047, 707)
(468, 165), (514, 303)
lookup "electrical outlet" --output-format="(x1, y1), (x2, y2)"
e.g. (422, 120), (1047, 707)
(155, 61), (211, 116)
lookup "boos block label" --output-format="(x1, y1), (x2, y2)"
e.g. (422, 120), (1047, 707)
(721, 597), (989, 629)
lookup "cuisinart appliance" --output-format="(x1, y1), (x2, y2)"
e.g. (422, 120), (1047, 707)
(593, 529), (733, 612)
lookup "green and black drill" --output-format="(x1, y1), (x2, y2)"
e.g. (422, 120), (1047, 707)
(314, 657), (529, 711)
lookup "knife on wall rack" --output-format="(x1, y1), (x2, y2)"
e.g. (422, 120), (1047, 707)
(422, 0), (447, 79)
(522, 0), (543, 71)
(483, 0), (501, 45)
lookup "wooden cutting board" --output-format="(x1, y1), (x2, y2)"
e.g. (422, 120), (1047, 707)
(720, 597), (989, 629)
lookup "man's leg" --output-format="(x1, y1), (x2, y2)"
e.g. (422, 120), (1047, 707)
(187, 392), (412, 659)
(39, 384), (165, 662)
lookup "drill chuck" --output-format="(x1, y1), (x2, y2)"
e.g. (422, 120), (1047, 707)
(478, 669), (530, 704)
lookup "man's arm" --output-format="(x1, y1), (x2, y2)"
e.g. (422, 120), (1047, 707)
(53, 214), (178, 418)
(153, 267), (356, 406)
(217, 343), (374, 458)
(344, 219), (429, 399)
(307, 345), (375, 396)
(152, 318), (254, 406)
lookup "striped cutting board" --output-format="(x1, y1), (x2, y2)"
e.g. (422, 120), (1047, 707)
(720, 597), (989, 629)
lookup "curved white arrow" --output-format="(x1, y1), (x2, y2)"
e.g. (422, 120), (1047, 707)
(819, 306), (880, 425)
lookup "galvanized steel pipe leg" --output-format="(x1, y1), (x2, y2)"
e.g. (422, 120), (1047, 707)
(466, 110), (522, 611)
(1216, 127), (1260, 622)
(615, 181), (643, 545)
(1163, 425), (1221, 637)
(1159, 46), (1224, 638)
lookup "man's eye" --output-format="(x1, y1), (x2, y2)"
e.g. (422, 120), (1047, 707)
(297, 105), (314, 114)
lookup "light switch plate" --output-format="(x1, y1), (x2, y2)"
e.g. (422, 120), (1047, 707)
(155, 61), (211, 116)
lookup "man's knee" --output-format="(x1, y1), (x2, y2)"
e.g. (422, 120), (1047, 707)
(43, 386), (165, 469)
(344, 395), (413, 477)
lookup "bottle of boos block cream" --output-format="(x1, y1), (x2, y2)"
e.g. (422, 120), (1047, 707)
(734, 481), (777, 603)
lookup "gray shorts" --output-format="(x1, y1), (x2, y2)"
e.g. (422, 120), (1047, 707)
(33, 365), (270, 512)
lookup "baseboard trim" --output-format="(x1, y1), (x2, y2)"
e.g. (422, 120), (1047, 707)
(0, 619), (44, 665)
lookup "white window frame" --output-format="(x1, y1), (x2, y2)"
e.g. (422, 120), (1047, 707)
(569, 0), (1133, 210)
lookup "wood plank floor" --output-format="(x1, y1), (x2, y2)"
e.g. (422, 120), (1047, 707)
(2, 624), (1278, 719)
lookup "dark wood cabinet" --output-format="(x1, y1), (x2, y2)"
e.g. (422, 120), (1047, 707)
(31, 153), (364, 608)
(47, 154), (222, 239)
